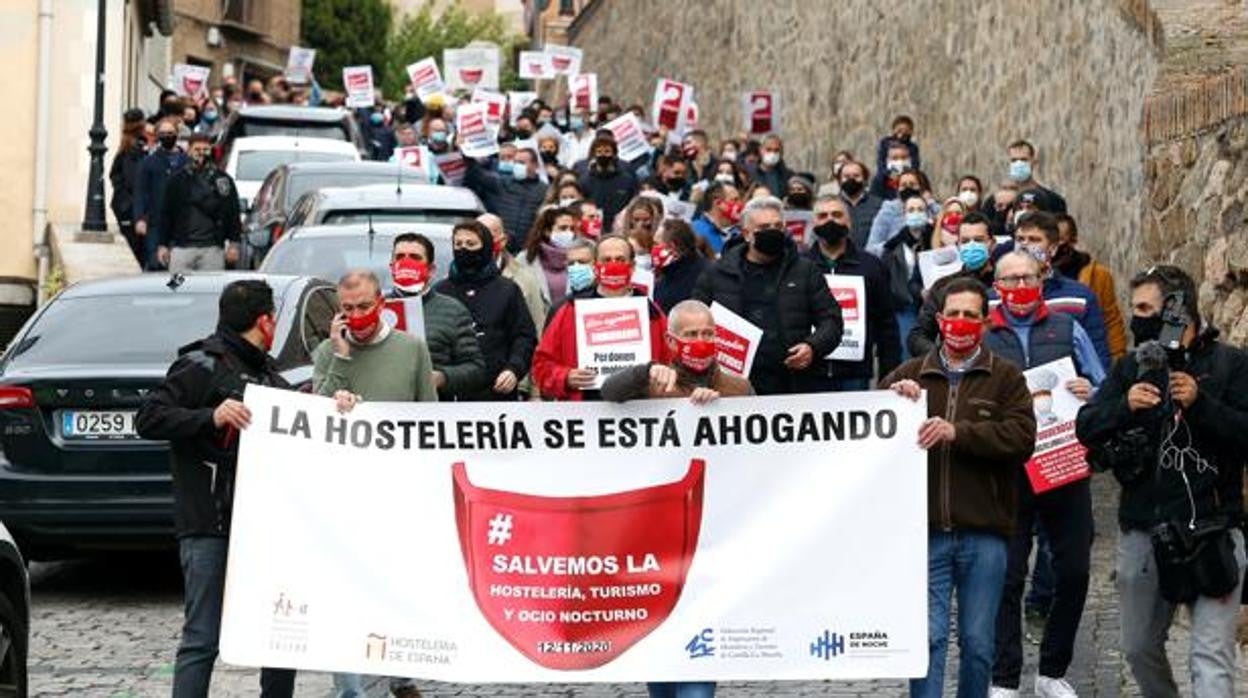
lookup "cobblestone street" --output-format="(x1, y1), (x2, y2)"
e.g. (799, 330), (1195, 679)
(28, 476), (1248, 697)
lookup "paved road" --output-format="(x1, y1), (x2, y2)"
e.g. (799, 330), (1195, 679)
(27, 476), (1247, 696)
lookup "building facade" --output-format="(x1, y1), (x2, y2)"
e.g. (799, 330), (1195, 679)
(171, 0), (302, 87)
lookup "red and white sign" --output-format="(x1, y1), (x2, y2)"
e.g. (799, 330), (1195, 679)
(603, 113), (651, 163)
(569, 73), (598, 115)
(651, 79), (693, 133)
(784, 211), (814, 248)
(381, 297), (426, 340)
(406, 58), (446, 101)
(917, 247), (964, 290)
(575, 296), (652, 389)
(508, 91), (538, 125)
(285, 47), (316, 84)
(435, 151), (467, 186)
(630, 268), (654, 298)
(742, 91), (780, 135)
(1023, 358), (1090, 494)
(343, 65), (375, 108)
(456, 102), (499, 158)
(544, 44), (583, 77)
(472, 88), (507, 136)
(710, 302), (764, 378)
(445, 47), (500, 91)
(394, 146), (425, 170)
(825, 275), (866, 362)
(171, 64), (211, 98)
(518, 51), (553, 80)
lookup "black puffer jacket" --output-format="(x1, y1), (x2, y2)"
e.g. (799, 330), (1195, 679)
(436, 265), (537, 400)
(693, 239), (843, 395)
(654, 253), (710, 314)
(1076, 329), (1248, 532)
(109, 143), (146, 225)
(578, 159), (639, 232)
(464, 158), (547, 253)
(135, 328), (288, 538)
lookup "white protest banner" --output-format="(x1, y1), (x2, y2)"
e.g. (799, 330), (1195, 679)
(825, 275), (866, 362)
(382, 297), (426, 340)
(343, 65), (376, 108)
(445, 47), (500, 91)
(456, 103), (499, 158)
(435, 151), (467, 186)
(544, 44), (583, 77)
(1023, 358), (1090, 494)
(221, 385), (928, 682)
(631, 268), (655, 298)
(472, 88), (507, 136)
(508, 91), (538, 125)
(918, 246), (963, 289)
(662, 197), (697, 223)
(394, 146), (428, 171)
(603, 113), (652, 163)
(171, 64), (211, 98)
(575, 296), (652, 390)
(784, 211), (813, 248)
(569, 73), (598, 115)
(285, 47), (317, 84)
(652, 79), (693, 133)
(742, 91), (780, 135)
(407, 58), (446, 101)
(710, 302), (764, 378)
(518, 51), (554, 81)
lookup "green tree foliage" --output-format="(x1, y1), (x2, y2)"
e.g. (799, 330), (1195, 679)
(381, 2), (527, 99)
(301, 0), (393, 92)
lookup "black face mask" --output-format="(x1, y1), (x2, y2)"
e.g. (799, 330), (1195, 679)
(514, 129), (532, 139)
(813, 220), (850, 245)
(540, 150), (558, 164)
(1131, 314), (1164, 345)
(751, 227), (786, 258)
(787, 192), (812, 208)
(158, 134), (178, 150)
(595, 154), (614, 169)
(897, 187), (920, 201)
(839, 179), (864, 197)
(665, 177), (686, 191)
(453, 246), (492, 273)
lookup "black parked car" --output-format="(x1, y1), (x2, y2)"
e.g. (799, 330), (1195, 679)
(0, 521), (27, 697)
(0, 273), (337, 560)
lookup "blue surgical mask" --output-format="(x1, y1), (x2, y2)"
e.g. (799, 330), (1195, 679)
(904, 211), (928, 230)
(958, 241), (990, 271)
(567, 262), (595, 292)
(369, 112), (384, 126)
(570, 116), (585, 131)
(511, 161), (530, 180)
(202, 109), (218, 124)
(431, 131), (448, 145)
(1008, 159), (1032, 183)
(496, 159), (512, 173)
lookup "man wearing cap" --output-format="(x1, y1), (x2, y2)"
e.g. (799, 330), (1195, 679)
(579, 135), (639, 232)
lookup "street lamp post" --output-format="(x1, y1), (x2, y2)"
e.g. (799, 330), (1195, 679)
(81, 0), (109, 233)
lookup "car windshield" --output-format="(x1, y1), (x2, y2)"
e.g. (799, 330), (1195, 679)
(261, 235), (452, 286)
(239, 120), (349, 141)
(4, 295), (221, 368)
(320, 209), (479, 225)
(237, 150), (354, 181)
(285, 173), (408, 210)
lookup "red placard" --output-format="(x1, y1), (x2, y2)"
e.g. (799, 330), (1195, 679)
(583, 310), (643, 347)
(714, 326), (751, 376)
(1025, 422), (1091, 494)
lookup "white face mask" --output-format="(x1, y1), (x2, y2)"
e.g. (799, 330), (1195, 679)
(957, 189), (979, 207)
(762, 151), (781, 167)
(887, 159), (911, 174)
(558, 197), (580, 208)
(715, 173), (735, 185)
(550, 230), (576, 248)
(721, 149), (737, 161)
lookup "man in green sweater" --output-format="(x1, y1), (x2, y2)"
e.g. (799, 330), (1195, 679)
(313, 270), (438, 404)
(388, 232), (487, 401)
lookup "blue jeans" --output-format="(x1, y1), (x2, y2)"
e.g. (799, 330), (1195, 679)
(896, 308), (918, 361)
(647, 682), (716, 698)
(174, 536), (295, 698)
(910, 530), (1008, 698)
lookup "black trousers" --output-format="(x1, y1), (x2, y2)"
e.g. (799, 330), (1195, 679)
(992, 476), (1093, 687)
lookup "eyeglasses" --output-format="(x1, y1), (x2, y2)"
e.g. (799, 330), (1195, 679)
(996, 274), (1040, 288)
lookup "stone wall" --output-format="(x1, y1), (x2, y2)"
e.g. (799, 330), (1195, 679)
(569, 0), (1161, 300)
(1144, 68), (1248, 341)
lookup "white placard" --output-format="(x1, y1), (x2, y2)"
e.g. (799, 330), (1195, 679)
(1022, 358), (1090, 494)
(917, 246), (964, 289)
(742, 91), (780, 135)
(381, 297), (426, 340)
(574, 296), (652, 390)
(456, 102), (499, 158)
(444, 47), (500, 91)
(569, 73), (598, 115)
(508, 91), (538, 125)
(825, 275), (866, 362)
(171, 64), (211, 98)
(343, 65), (376, 108)
(435, 151), (467, 186)
(518, 51), (553, 81)
(603, 113), (652, 163)
(651, 79), (693, 133)
(407, 58), (446, 101)
(472, 88), (507, 137)
(630, 268), (655, 298)
(710, 302), (764, 378)
(544, 44), (583, 77)
(285, 47), (316, 84)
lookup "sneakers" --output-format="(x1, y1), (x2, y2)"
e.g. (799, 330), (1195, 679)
(989, 688), (1019, 698)
(1036, 675), (1078, 697)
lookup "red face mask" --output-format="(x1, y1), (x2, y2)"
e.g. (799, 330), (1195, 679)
(651, 244), (676, 272)
(595, 260), (633, 292)
(452, 459), (705, 670)
(581, 216), (603, 239)
(674, 337), (716, 374)
(492, 236), (505, 256)
(939, 316), (984, 353)
(995, 284), (1043, 316)
(941, 212), (963, 234)
(257, 313), (276, 352)
(720, 199), (744, 225)
(345, 296), (384, 340)
(390, 258), (430, 294)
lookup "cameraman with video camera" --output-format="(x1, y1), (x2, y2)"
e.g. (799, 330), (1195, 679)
(1075, 265), (1248, 697)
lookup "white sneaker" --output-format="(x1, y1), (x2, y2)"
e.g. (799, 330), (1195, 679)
(988, 687), (1019, 698)
(1035, 675), (1078, 698)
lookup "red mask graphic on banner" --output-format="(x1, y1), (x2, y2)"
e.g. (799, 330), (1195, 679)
(460, 68), (484, 85)
(595, 261), (633, 292)
(452, 460), (705, 670)
(938, 316), (984, 353)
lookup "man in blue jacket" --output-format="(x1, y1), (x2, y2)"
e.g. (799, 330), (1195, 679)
(463, 149), (547, 254)
(133, 118), (187, 270)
